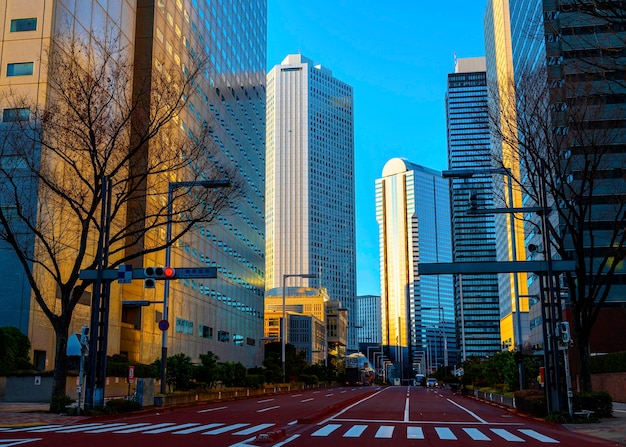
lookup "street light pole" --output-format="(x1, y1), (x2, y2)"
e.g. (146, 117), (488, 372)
(160, 179), (230, 394)
(281, 272), (317, 383)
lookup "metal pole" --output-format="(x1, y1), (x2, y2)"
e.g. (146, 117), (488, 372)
(160, 185), (174, 395)
(282, 274), (287, 384)
(459, 274), (466, 362)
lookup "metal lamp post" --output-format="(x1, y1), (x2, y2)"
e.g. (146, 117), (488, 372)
(281, 272), (317, 383)
(160, 179), (230, 394)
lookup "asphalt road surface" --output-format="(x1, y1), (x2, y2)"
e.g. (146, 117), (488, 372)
(0, 386), (616, 447)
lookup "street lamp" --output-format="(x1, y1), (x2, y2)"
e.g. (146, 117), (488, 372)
(442, 167), (524, 389)
(281, 272), (317, 383)
(160, 179), (230, 394)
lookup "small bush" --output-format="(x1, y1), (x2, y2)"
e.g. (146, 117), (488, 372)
(514, 389), (547, 417)
(104, 399), (141, 414)
(573, 391), (613, 418)
(50, 393), (74, 413)
(299, 374), (319, 385)
(244, 374), (264, 389)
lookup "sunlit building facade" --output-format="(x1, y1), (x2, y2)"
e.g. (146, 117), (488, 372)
(376, 158), (455, 380)
(266, 54), (357, 349)
(0, 0), (266, 369)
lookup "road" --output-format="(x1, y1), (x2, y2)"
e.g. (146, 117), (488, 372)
(0, 386), (615, 447)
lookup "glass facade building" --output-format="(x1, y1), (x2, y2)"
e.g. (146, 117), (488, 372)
(446, 58), (502, 361)
(376, 158), (456, 380)
(0, 0), (267, 369)
(265, 54), (357, 349)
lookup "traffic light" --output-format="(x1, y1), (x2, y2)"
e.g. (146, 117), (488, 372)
(144, 266), (176, 288)
(557, 321), (571, 344)
(80, 326), (90, 343)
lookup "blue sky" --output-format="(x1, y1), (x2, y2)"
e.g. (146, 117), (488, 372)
(267, 1), (488, 296)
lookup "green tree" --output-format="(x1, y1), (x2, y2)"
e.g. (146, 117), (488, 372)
(218, 361), (247, 387)
(0, 327), (32, 375)
(164, 353), (194, 391)
(196, 351), (220, 387)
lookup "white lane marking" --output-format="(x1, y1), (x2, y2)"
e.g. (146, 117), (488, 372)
(257, 398), (274, 403)
(172, 423), (224, 434)
(0, 439), (42, 446)
(227, 436), (256, 447)
(203, 423), (250, 435)
(198, 405), (227, 413)
(404, 395), (410, 422)
(321, 387), (386, 423)
(301, 398), (314, 403)
(234, 424), (275, 435)
(60, 424), (120, 433)
(340, 390), (347, 394)
(446, 398), (489, 423)
(273, 434), (301, 446)
(1, 425), (62, 433)
(28, 423), (104, 433)
(291, 394), (302, 397)
(143, 423), (200, 434)
(519, 429), (559, 443)
(86, 423), (152, 433)
(288, 420), (298, 425)
(375, 425), (394, 438)
(491, 428), (525, 442)
(435, 427), (457, 440)
(313, 391), (321, 394)
(407, 427), (424, 439)
(464, 427), (491, 441)
(343, 425), (367, 437)
(325, 393), (334, 397)
(114, 423), (176, 433)
(257, 405), (280, 413)
(311, 424), (342, 437)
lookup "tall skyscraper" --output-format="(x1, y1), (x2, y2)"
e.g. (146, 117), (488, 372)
(484, 0), (530, 354)
(356, 294), (382, 345)
(0, 0), (266, 369)
(446, 57), (502, 361)
(376, 158), (455, 380)
(265, 54), (357, 349)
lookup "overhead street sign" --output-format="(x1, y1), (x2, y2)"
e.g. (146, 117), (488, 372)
(80, 266), (218, 280)
(418, 260), (575, 275)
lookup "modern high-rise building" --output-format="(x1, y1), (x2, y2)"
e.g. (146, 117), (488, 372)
(446, 57), (502, 361)
(484, 0), (530, 353)
(356, 294), (382, 345)
(376, 158), (456, 380)
(0, 0), (266, 369)
(265, 54), (357, 349)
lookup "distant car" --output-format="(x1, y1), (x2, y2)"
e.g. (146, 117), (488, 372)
(426, 378), (438, 388)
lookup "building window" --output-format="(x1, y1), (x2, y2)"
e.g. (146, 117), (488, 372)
(7, 62), (34, 76)
(10, 18), (37, 32)
(2, 108), (29, 122)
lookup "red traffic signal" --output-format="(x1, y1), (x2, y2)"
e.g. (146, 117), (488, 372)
(143, 266), (177, 288)
(163, 266), (176, 278)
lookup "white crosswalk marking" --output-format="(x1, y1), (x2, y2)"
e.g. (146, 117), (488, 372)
(375, 425), (394, 438)
(464, 427), (492, 441)
(435, 427), (457, 440)
(519, 429), (559, 443)
(114, 423), (176, 433)
(344, 425), (367, 437)
(491, 428), (525, 442)
(311, 424), (341, 437)
(55, 424), (112, 433)
(85, 423), (149, 433)
(202, 423), (249, 434)
(0, 425), (62, 433)
(143, 423), (200, 434)
(172, 423), (224, 434)
(28, 423), (103, 433)
(407, 427), (424, 439)
(233, 423), (275, 435)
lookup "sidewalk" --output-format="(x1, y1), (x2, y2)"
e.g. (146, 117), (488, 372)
(563, 402), (626, 446)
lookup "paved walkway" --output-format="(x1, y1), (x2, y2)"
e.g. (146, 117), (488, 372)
(1, 400), (625, 445)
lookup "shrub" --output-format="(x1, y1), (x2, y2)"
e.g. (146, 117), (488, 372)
(50, 393), (74, 413)
(244, 374), (264, 389)
(105, 398), (141, 414)
(514, 389), (547, 417)
(573, 391), (613, 418)
(299, 374), (319, 385)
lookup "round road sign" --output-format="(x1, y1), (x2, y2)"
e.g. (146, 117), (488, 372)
(158, 320), (170, 331)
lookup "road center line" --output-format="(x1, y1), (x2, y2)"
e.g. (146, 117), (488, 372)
(257, 405), (280, 413)
(404, 395), (410, 422)
(301, 398), (314, 403)
(198, 406), (228, 413)
(446, 398), (489, 424)
(257, 398), (274, 403)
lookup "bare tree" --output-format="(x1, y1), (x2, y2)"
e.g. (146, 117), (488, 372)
(489, 66), (626, 392)
(0, 33), (240, 406)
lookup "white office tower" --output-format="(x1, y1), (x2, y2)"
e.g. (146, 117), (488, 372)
(266, 54), (357, 349)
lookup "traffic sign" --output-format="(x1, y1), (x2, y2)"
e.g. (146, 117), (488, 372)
(117, 265), (133, 284)
(158, 320), (169, 331)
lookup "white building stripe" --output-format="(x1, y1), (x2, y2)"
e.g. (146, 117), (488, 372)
(519, 429), (559, 443)
(202, 423), (249, 434)
(491, 428), (525, 442)
(407, 427), (424, 439)
(435, 427), (457, 440)
(375, 426), (394, 438)
(311, 424), (341, 437)
(114, 423), (175, 433)
(464, 427), (491, 441)
(343, 425), (367, 437)
(142, 423), (200, 434)
(234, 424), (275, 435)
(172, 423), (223, 434)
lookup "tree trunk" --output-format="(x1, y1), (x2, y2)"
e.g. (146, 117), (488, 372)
(574, 322), (593, 392)
(50, 325), (69, 411)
